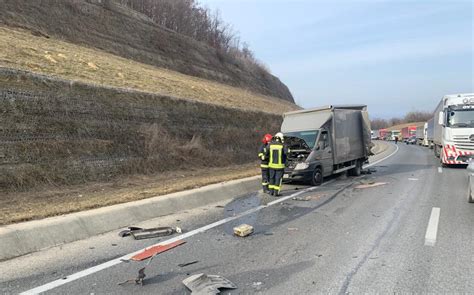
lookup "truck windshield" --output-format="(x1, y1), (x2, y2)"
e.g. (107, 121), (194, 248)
(447, 109), (474, 128)
(285, 130), (319, 149)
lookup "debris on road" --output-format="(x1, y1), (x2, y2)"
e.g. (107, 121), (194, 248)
(131, 240), (186, 261)
(252, 281), (263, 290)
(233, 224), (254, 237)
(178, 260), (199, 267)
(361, 168), (377, 175)
(118, 226), (145, 237)
(120, 240), (185, 286)
(118, 226), (182, 240)
(288, 227), (298, 231)
(183, 273), (237, 294)
(354, 182), (387, 189)
(292, 194), (327, 201)
(118, 267), (146, 286)
(292, 196), (311, 201)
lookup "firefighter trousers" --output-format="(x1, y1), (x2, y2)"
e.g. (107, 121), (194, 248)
(269, 168), (284, 193)
(261, 167), (269, 191)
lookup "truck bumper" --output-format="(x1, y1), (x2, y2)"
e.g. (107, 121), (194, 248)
(441, 144), (474, 164)
(283, 168), (313, 183)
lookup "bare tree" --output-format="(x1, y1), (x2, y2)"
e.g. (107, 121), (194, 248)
(370, 118), (389, 129)
(115, 0), (266, 72)
(404, 111), (433, 123)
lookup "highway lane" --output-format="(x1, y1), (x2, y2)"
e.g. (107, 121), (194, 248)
(2, 142), (473, 293)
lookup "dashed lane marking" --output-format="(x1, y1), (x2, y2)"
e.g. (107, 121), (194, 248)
(425, 207), (441, 246)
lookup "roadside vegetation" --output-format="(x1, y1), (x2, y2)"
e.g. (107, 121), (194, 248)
(0, 0), (298, 224)
(371, 111), (433, 129)
(0, 27), (297, 114)
(0, 0), (294, 102)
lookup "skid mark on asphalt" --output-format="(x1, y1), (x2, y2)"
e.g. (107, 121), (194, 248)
(338, 202), (403, 295)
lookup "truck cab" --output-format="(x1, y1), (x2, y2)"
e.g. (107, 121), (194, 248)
(434, 93), (474, 164)
(284, 128), (333, 185)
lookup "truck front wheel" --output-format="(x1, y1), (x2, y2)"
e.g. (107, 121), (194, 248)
(434, 145), (440, 158)
(310, 167), (323, 186)
(469, 175), (474, 203)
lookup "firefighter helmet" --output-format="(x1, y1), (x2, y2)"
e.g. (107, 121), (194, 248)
(274, 132), (284, 142)
(262, 133), (273, 144)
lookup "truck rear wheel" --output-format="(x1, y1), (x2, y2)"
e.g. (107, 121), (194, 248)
(310, 167), (323, 186)
(349, 161), (362, 176)
(434, 145), (440, 158)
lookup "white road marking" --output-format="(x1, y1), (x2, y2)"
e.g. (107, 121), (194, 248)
(408, 178), (419, 181)
(438, 167), (443, 173)
(21, 144), (399, 294)
(424, 207), (441, 246)
(363, 143), (399, 169)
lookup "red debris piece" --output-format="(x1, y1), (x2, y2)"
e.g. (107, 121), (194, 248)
(131, 240), (186, 261)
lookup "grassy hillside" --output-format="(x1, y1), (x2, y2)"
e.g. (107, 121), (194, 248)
(0, 0), (294, 102)
(0, 0), (299, 222)
(0, 27), (298, 114)
(0, 68), (283, 191)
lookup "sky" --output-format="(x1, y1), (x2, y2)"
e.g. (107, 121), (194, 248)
(199, 0), (473, 119)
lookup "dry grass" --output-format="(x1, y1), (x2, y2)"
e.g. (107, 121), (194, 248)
(0, 26), (298, 114)
(0, 163), (260, 225)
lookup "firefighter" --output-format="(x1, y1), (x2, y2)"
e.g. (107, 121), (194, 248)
(268, 132), (289, 196)
(258, 133), (273, 193)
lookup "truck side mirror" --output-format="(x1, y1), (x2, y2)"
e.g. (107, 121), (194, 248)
(438, 112), (444, 125)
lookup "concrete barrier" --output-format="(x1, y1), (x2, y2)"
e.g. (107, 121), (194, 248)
(371, 140), (389, 155)
(0, 175), (260, 261)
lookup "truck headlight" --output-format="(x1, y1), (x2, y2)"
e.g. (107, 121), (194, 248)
(294, 163), (310, 170)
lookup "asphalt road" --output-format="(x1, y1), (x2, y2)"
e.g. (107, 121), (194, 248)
(2, 142), (473, 294)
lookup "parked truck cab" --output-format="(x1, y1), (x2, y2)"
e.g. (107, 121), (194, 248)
(281, 105), (372, 186)
(434, 93), (474, 165)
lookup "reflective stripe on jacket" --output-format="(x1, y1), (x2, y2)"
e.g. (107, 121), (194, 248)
(268, 141), (288, 169)
(258, 143), (269, 168)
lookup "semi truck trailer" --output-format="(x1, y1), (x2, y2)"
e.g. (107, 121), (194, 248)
(425, 118), (434, 148)
(371, 129), (380, 140)
(390, 130), (400, 141)
(281, 105), (372, 186)
(433, 93), (474, 165)
(416, 125), (425, 145)
(401, 126), (417, 142)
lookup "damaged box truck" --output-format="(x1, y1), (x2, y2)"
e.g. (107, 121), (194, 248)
(282, 105), (372, 186)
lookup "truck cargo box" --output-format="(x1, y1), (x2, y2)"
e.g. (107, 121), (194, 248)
(281, 105), (371, 165)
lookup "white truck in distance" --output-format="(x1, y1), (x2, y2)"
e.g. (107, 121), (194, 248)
(433, 93), (474, 165)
